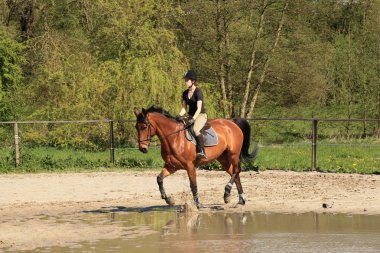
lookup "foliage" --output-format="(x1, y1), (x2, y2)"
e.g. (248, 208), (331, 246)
(0, 28), (24, 121)
(178, 0), (380, 119)
(0, 0), (379, 152)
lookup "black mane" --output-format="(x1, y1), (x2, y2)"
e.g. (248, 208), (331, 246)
(144, 106), (175, 120)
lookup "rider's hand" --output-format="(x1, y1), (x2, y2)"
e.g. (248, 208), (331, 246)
(175, 115), (183, 122)
(186, 117), (195, 128)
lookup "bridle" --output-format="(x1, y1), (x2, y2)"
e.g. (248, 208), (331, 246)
(136, 116), (155, 146)
(137, 113), (189, 146)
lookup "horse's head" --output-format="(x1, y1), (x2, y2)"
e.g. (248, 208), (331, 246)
(133, 107), (156, 153)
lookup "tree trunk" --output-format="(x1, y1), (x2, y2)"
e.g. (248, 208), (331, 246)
(240, 0), (268, 118)
(224, 16), (233, 118)
(246, 1), (288, 119)
(5, 0), (17, 26)
(216, 0), (229, 117)
(79, 0), (93, 31)
(20, 0), (35, 40)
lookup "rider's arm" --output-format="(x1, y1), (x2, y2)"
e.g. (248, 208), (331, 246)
(193, 100), (202, 120)
(178, 101), (187, 116)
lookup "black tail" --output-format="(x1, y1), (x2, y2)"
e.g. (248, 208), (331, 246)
(232, 118), (258, 161)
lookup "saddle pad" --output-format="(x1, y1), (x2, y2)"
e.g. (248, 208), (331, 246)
(186, 127), (218, 147)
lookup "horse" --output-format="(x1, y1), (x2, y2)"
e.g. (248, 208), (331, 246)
(133, 106), (258, 208)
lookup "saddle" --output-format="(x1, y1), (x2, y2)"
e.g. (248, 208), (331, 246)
(185, 122), (218, 147)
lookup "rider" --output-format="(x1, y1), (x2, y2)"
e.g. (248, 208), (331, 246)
(177, 70), (207, 159)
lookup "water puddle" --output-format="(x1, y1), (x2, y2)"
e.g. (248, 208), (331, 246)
(6, 209), (380, 253)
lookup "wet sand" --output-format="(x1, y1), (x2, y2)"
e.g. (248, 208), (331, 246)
(0, 170), (379, 251)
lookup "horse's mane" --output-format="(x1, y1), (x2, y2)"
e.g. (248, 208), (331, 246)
(144, 106), (175, 120)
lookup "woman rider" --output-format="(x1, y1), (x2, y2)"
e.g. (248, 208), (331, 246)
(177, 70), (207, 159)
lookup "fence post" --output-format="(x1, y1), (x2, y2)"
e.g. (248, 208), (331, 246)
(109, 120), (115, 164)
(311, 119), (318, 171)
(13, 122), (20, 167)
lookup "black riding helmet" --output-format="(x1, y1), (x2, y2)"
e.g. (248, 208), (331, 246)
(183, 70), (197, 81)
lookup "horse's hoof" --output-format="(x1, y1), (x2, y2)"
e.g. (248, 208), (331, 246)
(165, 196), (175, 206)
(238, 193), (246, 205)
(224, 183), (232, 204)
(196, 202), (205, 209)
(224, 193), (231, 204)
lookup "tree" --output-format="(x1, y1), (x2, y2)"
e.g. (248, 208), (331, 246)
(0, 28), (24, 120)
(323, 0), (380, 135)
(243, 1), (288, 118)
(4, 0), (187, 124)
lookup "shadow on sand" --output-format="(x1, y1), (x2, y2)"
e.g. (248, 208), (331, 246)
(81, 203), (227, 214)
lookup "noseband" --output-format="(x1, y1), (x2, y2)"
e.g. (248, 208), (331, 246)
(137, 115), (155, 146)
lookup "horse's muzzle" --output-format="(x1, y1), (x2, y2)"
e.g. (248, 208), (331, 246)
(140, 147), (148, 153)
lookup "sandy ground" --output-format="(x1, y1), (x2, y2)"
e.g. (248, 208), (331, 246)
(0, 170), (379, 251)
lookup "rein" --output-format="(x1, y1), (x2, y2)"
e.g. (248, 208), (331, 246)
(137, 115), (188, 145)
(162, 126), (187, 139)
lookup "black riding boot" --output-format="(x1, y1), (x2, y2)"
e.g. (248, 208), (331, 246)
(195, 134), (207, 159)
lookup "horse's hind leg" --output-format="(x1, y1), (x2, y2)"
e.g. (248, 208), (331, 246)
(224, 173), (236, 204)
(225, 170), (245, 205)
(219, 154), (246, 205)
(217, 153), (235, 204)
(234, 171), (246, 205)
(157, 165), (177, 206)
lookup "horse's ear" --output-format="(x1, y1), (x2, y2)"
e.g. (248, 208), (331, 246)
(133, 107), (140, 117)
(142, 108), (146, 116)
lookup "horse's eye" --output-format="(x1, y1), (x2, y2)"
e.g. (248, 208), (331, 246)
(136, 124), (147, 130)
(135, 122), (147, 130)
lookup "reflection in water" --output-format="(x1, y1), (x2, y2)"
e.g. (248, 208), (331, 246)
(161, 219), (176, 236)
(18, 210), (380, 253)
(224, 215), (233, 234)
(224, 213), (247, 236)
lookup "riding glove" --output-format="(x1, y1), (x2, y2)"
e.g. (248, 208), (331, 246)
(175, 115), (184, 122)
(185, 117), (195, 128)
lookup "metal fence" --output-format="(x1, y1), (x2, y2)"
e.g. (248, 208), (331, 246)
(247, 118), (380, 171)
(0, 120), (114, 167)
(1, 118), (379, 170)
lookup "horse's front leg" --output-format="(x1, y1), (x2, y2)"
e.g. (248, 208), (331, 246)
(186, 167), (204, 209)
(224, 172), (246, 205)
(217, 155), (236, 204)
(157, 165), (177, 206)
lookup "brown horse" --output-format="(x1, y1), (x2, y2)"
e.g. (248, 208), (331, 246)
(133, 106), (257, 208)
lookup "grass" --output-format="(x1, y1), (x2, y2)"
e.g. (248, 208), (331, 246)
(316, 143), (380, 174)
(255, 143), (380, 174)
(0, 147), (164, 173)
(1, 142), (379, 174)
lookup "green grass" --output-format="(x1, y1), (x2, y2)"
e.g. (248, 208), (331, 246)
(316, 144), (380, 174)
(1, 143), (379, 174)
(0, 147), (164, 173)
(254, 143), (380, 174)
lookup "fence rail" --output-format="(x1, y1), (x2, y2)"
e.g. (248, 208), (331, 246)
(248, 118), (379, 170)
(1, 118), (379, 169)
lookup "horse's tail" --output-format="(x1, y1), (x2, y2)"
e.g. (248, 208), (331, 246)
(232, 118), (259, 162)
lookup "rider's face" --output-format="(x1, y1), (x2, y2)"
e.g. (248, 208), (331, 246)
(185, 78), (193, 88)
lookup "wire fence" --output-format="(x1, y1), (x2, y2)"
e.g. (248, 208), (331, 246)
(248, 118), (380, 173)
(0, 118), (379, 172)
